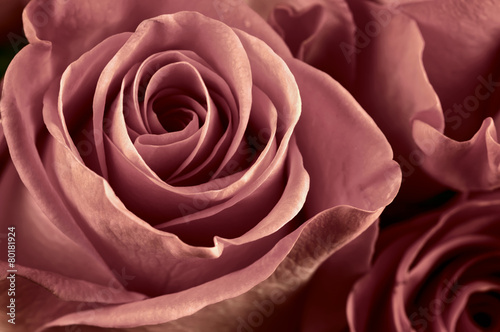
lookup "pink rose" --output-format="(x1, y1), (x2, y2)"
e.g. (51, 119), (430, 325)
(348, 191), (500, 331)
(0, 0), (400, 330)
(0, 0), (29, 78)
(252, 0), (500, 211)
(349, 0), (500, 200)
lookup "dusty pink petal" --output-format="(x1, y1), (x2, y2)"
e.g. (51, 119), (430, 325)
(1, 272), (142, 331)
(269, 4), (324, 60)
(37, 47), (308, 293)
(413, 117), (500, 191)
(39, 205), (387, 330)
(267, 0), (356, 88)
(348, 193), (500, 332)
(160, 140), (306, 245)
(23, 0), (291, 63)
(0, 41), (143, 284)
(4, 8), (300, 249)
(0, 160), (146, 319)
(4, 32), (399, 331)
(141, 63), (223, 181)
(289, 58), (401, 218)
(408, 211), (500, 332)
(399, 0), (500, 142)
(36, 134), (294, 294)
(353, 4), (443, 204)
(124, 50), (229, 179)
(1, 51), (128, 293)
(347, 223), (424, 332)
(301, 222), (379, 332)
(2, 26), (279, 300)
(350, 0), (500, 194)
(42, 33), (131, 171)
(106, 61), (223, 186)
(0, 276), (87, 331)
(110, 61), (205, 180)
(72, 13), (306, 241)
(0, 261), (146, 304)
(350, 0), (442, 157)
(0, 162), (112, 286)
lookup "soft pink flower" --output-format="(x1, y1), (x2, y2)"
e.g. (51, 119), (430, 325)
(348, 191), (500, 331)
(254, 0), (500, 207)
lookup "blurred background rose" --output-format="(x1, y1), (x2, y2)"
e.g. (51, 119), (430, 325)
(348, 191), (500, 332)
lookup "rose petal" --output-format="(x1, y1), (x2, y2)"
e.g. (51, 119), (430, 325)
(399, 0), (500, 141)
(268, 1), (356, 88)
(0, 276), (84, 331)
(0, 157), (145, 310)
(0, 46), (119, 282)
(288, 58), (401, 218)
(348, 194), (500, 332)
(350, 0), (500, 195)
(39, 205), (386, 330)
(413, 117), (500, 191)
(301, 222), (379, 332)
(23, 0), (291, 62)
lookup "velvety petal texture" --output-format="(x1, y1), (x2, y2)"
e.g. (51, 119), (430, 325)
(301, 222), (379, 332)
(348, 0), (500, 195)
(263, 0), (356, 88)
(0, 0), (400, 330)
(348, 191), (500, 332)
(250, 0), (500, 215)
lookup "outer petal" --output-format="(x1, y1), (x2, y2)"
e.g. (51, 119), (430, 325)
(398, 0), (500, 141)
(0, 141), (147, 332)
(399, 0), (500, 191)
(349, 0), (500, 197)
(289, 59), (401, 218)
(266, 0), (356, 88)
(301, 222), (379, 332)
(40, 207), (387, 331)
(23, 0), (291, 62)
(413, 118), (500, 191)
(349, 0), (445, 204)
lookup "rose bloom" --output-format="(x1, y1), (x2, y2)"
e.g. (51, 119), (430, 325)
(0, 0), (400, 330)
(248, 0), (500, 213)
(347, 191), (500, 332)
